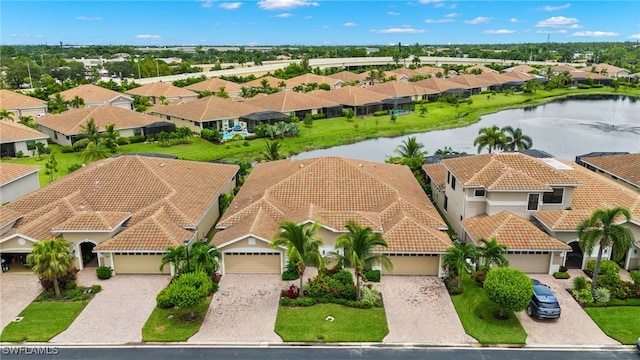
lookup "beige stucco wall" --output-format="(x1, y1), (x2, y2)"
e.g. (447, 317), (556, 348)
(12, 106), (47, 118)
(221, 237), (278, 252)
(317, 227), (339, 248)
(12, 138), (48, 157)
(443, 175), (466, 236)
(539, 186), (575, 211)
(195, 176), (236, 239)
(0, 171), (40, 203)
(162, 115), (204, 132)
(38, 126), (72, 146)
(0, 236), (37, 253)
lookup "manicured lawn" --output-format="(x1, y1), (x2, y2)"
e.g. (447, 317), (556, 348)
(0, 300), (89, 342)
(584, 306), (640, 345)
(450, 275), (527, 344)
(275, 303), (388, 342)
(142, 296), (213, 342)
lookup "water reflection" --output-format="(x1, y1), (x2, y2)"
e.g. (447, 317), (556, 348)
(293, 96), (640, 162)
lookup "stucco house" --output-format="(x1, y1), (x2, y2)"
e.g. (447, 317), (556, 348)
(37, 105), (173, 146)
(213, 157), (452, 276)
(125, 82), (199, 104)
(307, 86), (387, 116)
(57, 84), (133, 110)
(366, 80), (439, 103)
(184, 77), (244, 96)
(0, 121), (49, 158)
(0, 155), (239, 275)
(576, 152), (639, 191)
(246, 90), (343, 120)
(0, 163), (41, 204)
(0, 90), (48, 119)
(285, 73), (344, 90)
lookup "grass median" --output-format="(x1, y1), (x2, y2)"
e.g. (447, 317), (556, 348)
(142, 296), (213, 342)
(0, 300), (89, 342)
(584, 306), (640, 345)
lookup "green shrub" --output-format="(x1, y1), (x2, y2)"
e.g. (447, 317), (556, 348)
(311, 113), (326, 120)
(60, 146), (74, 153)
(39, 267), (78, 292)
(577, 84), (591, 89)
(174, 271), (213, 296)
(593, 287), (611, 304)
(364, 270), (381, 283)
(280, 296), (317, 307)
(305, 273), (356, 300)
(16, 151), (24, 158)
(282, 271), (299, 281)
(128, 135), (146, 143)
(90, 284), (102, 294)
(361, 286), (382, 307)
(630, 270), (640, 286)
(553, 271), (570, 279)
(65, 281), (78, 290)
(64, 288), (82, 300)
(96, 266), (113, 280)
(586, 259), (619, 278)
(244, 134), (258, 140)
(116, 137), (130, 145)
(210, 282), (219, 294)
(611, 280), (634, 300)
(333, 269), (355, 287)
(373, 110), (388, 117)
(575, 289), (594, 304)
(68, 163), (83, 173)
(156, 288), (175, 308)
(466, 98), (473, 105)
(573, 276), (589, 291)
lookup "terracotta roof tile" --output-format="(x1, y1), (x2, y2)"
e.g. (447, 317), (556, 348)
(126, 82), (198, 99)
(285, 74), (343, 88)
(307, 86), (387, 106)
(0, 163), (41, 186)
(246, 91), (341, 112)
(0, 90), (47, 109)
(147, 96), (265, 123)
(579, 153), (640, 188)
(423, 163), (447, 189)
(58, 84), (132, 104)
(327, 71), (362, 83)
(185, 77), (244, 93)
(366, 80), (438, 97)
(241, 76), (285, 88)
(52, 211), (131, 232)
(0, 121), (49, 143)
(413, 78), (466, 92)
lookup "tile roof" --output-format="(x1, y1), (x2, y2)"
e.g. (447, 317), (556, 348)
(246, 91), (341, 112)
(3, 155), (238, 251)
(476, 72), (525, 85)
(125, 82), (198, 98)
(413, 78), (467, 92)
(464, 64), (498, 74)
(570, 71), (610, 80)
(422, 163), (447, 189)
(366, 80), (439, 97)
(185, 77), (244, 93)
(241, 76), (286, 89)
(0, 121), (49, 143)
(579, 153), (640, 188)
(506, 64), (537, 74)
(307, 86), (387, 106)
(214, 157), (449, 253)
(413, 66), (444, 76)
(326, 71), (362, 83)
(502, 71), (536, 81)
(449, 74), (494, 88)
(147, 96), (265, 122)
(0, 90), (47, 109)
(285, 73), (342, 88)
(37, 105), (161, 136)
(442, 153), (581, 191)
(58, 84), (132, 104)
(461, 212), (571, 251)
(592, 63), (627, 75)
(0, 163), (41, 187)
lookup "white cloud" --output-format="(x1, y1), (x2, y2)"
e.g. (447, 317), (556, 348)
(275, 13), (292, 17)
(199, 0), (215, 8)
(135, 34), (162, 40)
(419, 0), (443, 3)
(425, 18), (454, 23)
(536, 29), (567, 34)
(445, 12), (460, 18)
(510, 18), (519, 23)
(540, 3), (571, 11)
(371, 27), (426, 34)
(388, 11), (400, 16)
(567, 24), (583, 29)
(219, 2), (242, 9)
(629, 34), (640, 39)
(344, 22), (357, 27)
(304, 15), (313, 19)
(572, 31), (619, 37)
(9, 33), (44, 38)
(464, 17), (492, 25)
(483, 29), (515, 34)
(76, 16), (102, 21)
(257, 0), (318, 10)
(535, 16), (578, 27)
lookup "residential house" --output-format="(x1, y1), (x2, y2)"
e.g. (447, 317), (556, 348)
(448, 74), (492, 95)
(0, 155), (239, 275)
(125, 82), (198, 105)
(0, 163), (40, 204)
(285, 73), (344, 90)
(307, 86), (387, 116)
(37, 105), (173, 146)
(575, 153), (639, 191)
(413, 78), (471, 99)
(569, 71), (613, 86)
(0, 121), (49, 158)
(57, 84), (133, 110)
(246, 90), (343, 120)
(326, 71), (363, 84)
(366, 80), (439, 103)
(385, 68), (421, 83)
(464, 64), (498, 75)
(505, 64), (538, 74)
(476, 72), (527, 92)
(212, 157), (452, 276)
(591, 64), (630, 78)
(413, 66), (445, 78)
(0, 90), (48, 119)
(240, 76), (286, 90)
(184, 77), (244, 96)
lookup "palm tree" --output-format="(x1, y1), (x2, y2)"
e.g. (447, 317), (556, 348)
(27, 238), (75, 296)
(502, 126), (533, 151)
(261, 140), (283, 161)
(477, 237), (509, 272)
(271, 221), (324, 296)
(473, 125), (507, 154)
(333, 222), (393, 301)
(82, 141), (110, 163)
(79, 118), (100, 145)
(48, 93), (69, 114)
(0, 108), (15, 122)
(102, 124), (120, 152)
(70, 95), (85, 109)
(394, 136), (426, 159)
(418, 105), (428, 117)
(159, 245), (186, 276)
(442, 242), (478, 287)
(189, 241), (221, 274)
(18, 115), (36, 129)
(577, 206), (635, 295)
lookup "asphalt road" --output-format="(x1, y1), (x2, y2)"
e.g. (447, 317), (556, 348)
(0, 346), (637, 360)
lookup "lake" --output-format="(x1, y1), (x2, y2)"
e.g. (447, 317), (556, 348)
(293, 95), (640, 162)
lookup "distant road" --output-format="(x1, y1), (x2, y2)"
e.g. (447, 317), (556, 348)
(132, 56), (569, 85)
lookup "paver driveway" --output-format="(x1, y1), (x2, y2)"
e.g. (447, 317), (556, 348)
(376, 276), (476, 345)
(189, 274), (282, 343)
(51, 270), (170, 344)
(0, 273), (41, 331)
(515, 272), (619, 346)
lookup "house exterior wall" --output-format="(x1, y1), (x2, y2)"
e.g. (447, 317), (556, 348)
(485, 191), (531, 217)
(0, 172), (40, 203)
(443, 173), (466, 236)
(221, 237), (277, 252)
(11, 138), (48, 157)
(161, 115), (204, 132)
(12, 106), (47, 118)
(0, 236), (36, 253)
(196, 176), (236, 239)
(38, 126), (72, 146)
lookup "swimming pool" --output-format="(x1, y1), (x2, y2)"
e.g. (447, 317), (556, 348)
(221, 131), (249, 140)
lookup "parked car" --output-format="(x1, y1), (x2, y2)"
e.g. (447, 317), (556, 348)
(636, 337), (639, 352)
(527, 278), (561, 320)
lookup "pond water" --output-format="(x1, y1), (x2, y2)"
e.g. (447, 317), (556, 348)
(293, 95), (640, 162)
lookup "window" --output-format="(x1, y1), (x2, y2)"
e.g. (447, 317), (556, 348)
(451, 176), (456, 190)
(527, 193), (540, 211)
(134, 128), (142, 136)
(248, 238), (256, 245)
(542, 188), (564, 204)
(447, 171), (450, 184)
(26, 140), (36, 150)
(475, 189), (485, 197)
(444, 195), (449, 211)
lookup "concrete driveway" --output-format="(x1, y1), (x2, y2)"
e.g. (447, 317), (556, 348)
(51, 270), (170, 344)
(376, 276), (476, 345)
(515, 272), (619, 346)
(189, 274), (282, 343)
(0, 273), (42, 331)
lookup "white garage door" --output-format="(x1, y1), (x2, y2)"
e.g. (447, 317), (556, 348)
(506, 253), (551, 274)
(113, 254), (167, 274)
(224, 252), (281, 274)
(383, 254), (439, 275)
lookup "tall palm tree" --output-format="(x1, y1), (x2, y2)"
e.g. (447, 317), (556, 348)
(102, 124), (120, 152)
(502, 126), (533, 151)
(333, 222), (393, 301)
(18, 115), (36, 129)
(81, 141), (110, 163)
(70, 95), (85, 109)
(442, 242), (478, 287)
(261, 140), (283, 161)
(577, 206), (634, 295)
(159, 245), (186, 276)
(394, 136), (426, 159)
(473, 125), (507, 154)
(27, 238), (75, 296)
(189, 241), (221, 274)
(477, 237), (509, 272)
(48, 93), (69, 114)
(0, 108), (15, 122)
(79, 118), (100, 145)
(271, 221), (324, 297)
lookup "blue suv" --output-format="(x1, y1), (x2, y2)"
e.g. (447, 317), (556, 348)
(527, 279), (561, 320)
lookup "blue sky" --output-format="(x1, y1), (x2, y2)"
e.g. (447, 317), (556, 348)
(2, 0), (640, 46)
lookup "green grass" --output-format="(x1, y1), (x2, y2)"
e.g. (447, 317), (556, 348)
(450, 275), (527, 344)
(0, 300), (89, 342)
(275, 303), (388, 342)
(3, 87), (638, 187)
(142, 296), (212, 342)
(607, 298), (640, 306)
(584, 306), (640, 344)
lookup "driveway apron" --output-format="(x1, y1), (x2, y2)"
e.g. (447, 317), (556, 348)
(0, 273), (41, 331)
(51, 271), (170, 344)
(377, 276), (476, 345)
(189, 274), (282, 343)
